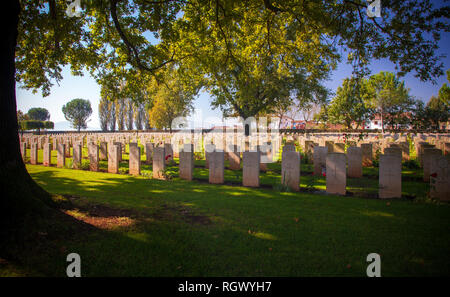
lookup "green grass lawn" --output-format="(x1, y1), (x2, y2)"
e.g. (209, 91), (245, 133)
(2, 153), (449, 277)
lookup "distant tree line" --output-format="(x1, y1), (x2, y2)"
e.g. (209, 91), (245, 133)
(17, 107), (54, 134)
(99, 89), (150, 132)
(315, 71), (450, 132)
(98, 66), (197, 132)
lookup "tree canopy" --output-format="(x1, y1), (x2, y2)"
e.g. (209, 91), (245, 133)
(147, 67), (197, 132)
(14, 0), (450, 122)
(364, 71), (412, 132)
(27, 107), (50, 121)
(62, 98), (93, 131)
(327, 77), (371, 129)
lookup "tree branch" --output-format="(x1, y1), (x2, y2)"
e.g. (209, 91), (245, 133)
(109, 0), (174, 73)
(263, 0), (284, 13)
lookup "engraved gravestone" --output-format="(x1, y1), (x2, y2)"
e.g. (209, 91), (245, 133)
(422, 148), (442, 182)
(326, 153), (346, 195)
(21, 142), (27, 160)
(129, 143), (141, 176)
(209, 151), (225, 184)
(325, 141), (334, 153)
(347, 146), (362, 178)
(57, 143), (66, 168)
(281, 151), (300, 191)
(30, 143), (38, 165)
(228, 145), (241, 170)
(429, 155), (450, 201)
(313, 146), (328, 176)
(88, 143), (99, 172)
(164, 143), (174, 164)
(205, 144), (216, 169)
(113, 142), (122, 162)
(43, 143), (52, 166)
(333, 143), (345, 154)
(179, 144), (194, 181)
(243, 151), (260, 187)
(99, 142), (107, 160)
(379, 154), (402, 199)
(153, 147), (166, 179)
(108, 144), (120, 174)
(73, 143), (82, 169)
(145, 142), (154, 164)
(361, 143), (373, 167)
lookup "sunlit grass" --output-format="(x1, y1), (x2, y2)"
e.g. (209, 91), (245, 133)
(4, 156), (448, 277)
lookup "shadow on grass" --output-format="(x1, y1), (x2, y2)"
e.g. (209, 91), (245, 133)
(9, 166), (449, 277)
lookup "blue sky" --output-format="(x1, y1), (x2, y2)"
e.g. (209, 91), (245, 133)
(16, 4), (450, 130)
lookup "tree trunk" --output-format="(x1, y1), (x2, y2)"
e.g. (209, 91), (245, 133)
(380, 108), (384, 134)
(1, 0), (55, 244)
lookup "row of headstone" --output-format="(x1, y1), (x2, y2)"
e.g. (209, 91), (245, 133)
(19, 131), (450, 167)
(20, 134), (450, 201)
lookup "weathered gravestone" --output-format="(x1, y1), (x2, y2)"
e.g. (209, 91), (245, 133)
(283, 144), (296, 153)
(73, 143), (82, 169)
(361, 143), (373, 167)
(227, 145), (241, 170)
(313, 146), (328, 176)
(108, 144), (120, 174)
(43, 143), (52, 166)
(304, 141), (316, 162)
(153, 147), (166, 179)
(399, 142), (410, 161)
(417, 142), (435, 167)
(243, 151), (260, 187)
(333, 143), (345, 154)
(113, 142), (122, 162)
(145, 143), (154, 164)
(64, 140), (71, 157)
(20, 142), (27, 160)
(57, 143), (66, 168)
(379, 154), (402, 199)
(88, 143), (99, 172)
(389, 143), (409, 161)
(205, 144), (216, 169)
(209, 151), (225, 184)
(179, 144), (194, 181)
(30, 143), (38, 165)
(129, 143), (141, 176)
(325, 141), (334, 153)
(99, 142), (107, 161)
(384, 147), (402, 159)
(445, 143), (450, 156)
(326, 153), (346, 195)
(422, 148), (442, 182)
(281, 151), (300, 191)
(164, 143), (174, 164)
(429, 155), (450, 201)
(257, 144), (270, 172)
(347, 146), (362, 178)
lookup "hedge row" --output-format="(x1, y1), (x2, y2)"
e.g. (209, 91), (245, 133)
(20, 120), (54, 131)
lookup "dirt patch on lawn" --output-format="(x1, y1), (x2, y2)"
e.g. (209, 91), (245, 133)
(58, 194), (212, 228)
(58, 194), (142, 230)
(64, 209), (135, 230)
(152, 204), (212, 226)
